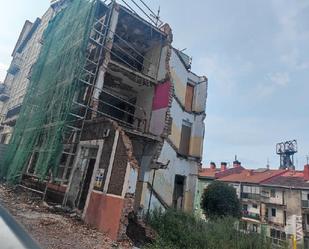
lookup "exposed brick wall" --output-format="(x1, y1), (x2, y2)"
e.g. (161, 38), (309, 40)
(81, 118), (113, 141)
(118, 193), (135, 240)
(81, 118), (116, 191)
(152, 26), (174, 163)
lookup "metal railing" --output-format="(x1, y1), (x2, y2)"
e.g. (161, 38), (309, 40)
(302, 200), (309, 208)
(266, 237), (287, 248)
(0, 84), (10, 101)
(8, 54), (23, 75)
(242, 211), (260, 220)
(241, 193), (260, 200)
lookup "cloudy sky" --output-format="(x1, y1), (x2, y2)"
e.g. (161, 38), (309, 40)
(0, 0), (308, 169)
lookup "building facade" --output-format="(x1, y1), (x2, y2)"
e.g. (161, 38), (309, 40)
(1, 0), (207, 240)
(196, 163), (309, 247)
(0, 8), (55, 144)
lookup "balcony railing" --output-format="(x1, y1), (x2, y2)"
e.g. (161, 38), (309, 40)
(241, 193), (260, 200)
(0, 84), (10, 102)
(5, 105), (22, 120)
(7, 54), (23, 75)
(242, 211), (260, 220)
(302, 200), (309, 208)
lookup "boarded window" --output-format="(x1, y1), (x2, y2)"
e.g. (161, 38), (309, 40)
(179, 120), (192, 156)
(185, 84), (194, 112)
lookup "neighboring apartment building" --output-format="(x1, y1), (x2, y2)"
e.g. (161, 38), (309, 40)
(218, 168), (285, 236)
(261, 166), (309, 247)
(0, 8), (55, 144)
(196, 163), (309, 247)
(194, 161), (244, 217)
(1, 0), (207, 240)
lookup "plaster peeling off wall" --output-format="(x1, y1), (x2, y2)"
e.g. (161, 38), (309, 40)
(149, 81), (171, 136)
(169, 97), (205, 158)
(157, 46), (169, 82)
(150, 141), (198, 211)
(170, 50), (188, 106)
(193, 79), (207, 113)
(190, 120), (205, 157)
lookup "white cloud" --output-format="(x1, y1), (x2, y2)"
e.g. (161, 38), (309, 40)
(271, 0), (309, 75)
(252, 72), (290, 98)
(195, 54), (253, 96)
(269, 72), (290, 86)
(280, 49), (309, 71)
(271, 0), (309, 43)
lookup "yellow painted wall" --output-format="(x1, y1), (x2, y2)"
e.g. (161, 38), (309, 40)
(189, 136), (203, 158)
(170, 122), (203, 158)
(170, 122), (181, 149)
(171, 68), (186, 106)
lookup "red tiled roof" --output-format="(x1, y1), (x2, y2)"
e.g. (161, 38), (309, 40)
(199, 166), (245, 179)
(219, 169), (286, 184)
(262, 170), (309, 189)
(198, 168), (219, 178)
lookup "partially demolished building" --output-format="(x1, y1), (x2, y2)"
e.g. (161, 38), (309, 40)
(0, 0), (208, 240)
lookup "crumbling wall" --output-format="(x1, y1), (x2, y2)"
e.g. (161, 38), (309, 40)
(81, 117), (140, 240)
(144, 23), (208, 212)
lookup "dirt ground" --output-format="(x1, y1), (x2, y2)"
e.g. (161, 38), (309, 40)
(0, 184), (133, 249)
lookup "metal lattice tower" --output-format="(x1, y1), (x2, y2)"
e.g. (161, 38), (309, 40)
(276, 140), (298, 170)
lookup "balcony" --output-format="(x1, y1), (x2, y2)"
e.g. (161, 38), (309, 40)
(50, 0), (65, 9)
(302, 200), (309, 208)
(4, 105), (22, 123)
(7, 54), (23, 75)
(0, 84), (10, 102)
(242, 210), (260, 221)
(241, 192), (260, 200)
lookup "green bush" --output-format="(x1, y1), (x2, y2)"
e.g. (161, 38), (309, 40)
(145, 209), (273, 249)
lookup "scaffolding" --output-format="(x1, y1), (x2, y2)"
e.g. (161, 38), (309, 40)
(1, 0), (166, 184)
(1, 0), (99, 182)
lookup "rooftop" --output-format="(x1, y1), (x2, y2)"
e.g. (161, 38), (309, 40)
(218, 169), (286, 184)
(262, 170), (309, 189)
(198, 168), (220, 179)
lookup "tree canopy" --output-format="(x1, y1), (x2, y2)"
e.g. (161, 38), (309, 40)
(201, 181), (241, 219)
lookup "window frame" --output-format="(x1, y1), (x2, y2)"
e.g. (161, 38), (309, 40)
(271, 208), (276, 217)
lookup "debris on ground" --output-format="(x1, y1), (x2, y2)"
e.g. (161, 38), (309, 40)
(0, 184), (133, 249)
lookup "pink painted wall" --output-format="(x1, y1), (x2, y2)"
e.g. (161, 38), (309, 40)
(152, 81), (171, 110)
(84, 191), (124, 240)
(149, 81), (171, 135)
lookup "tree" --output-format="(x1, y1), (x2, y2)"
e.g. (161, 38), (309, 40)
(201, 181), (241, 219)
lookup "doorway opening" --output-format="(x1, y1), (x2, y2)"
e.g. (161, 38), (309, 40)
(74, 146), (98, 210)
(173, 175), (185, 210)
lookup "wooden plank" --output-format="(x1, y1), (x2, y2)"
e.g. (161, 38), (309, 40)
(179, 122), (192, 156)
(185, 84), (194, 112)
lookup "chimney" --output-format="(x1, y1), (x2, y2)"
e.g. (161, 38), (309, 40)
(210, 162), (216, 170)
(233, 160), (241, 168)
(221, 162), (227, 171)
(304, 165), (309, 181)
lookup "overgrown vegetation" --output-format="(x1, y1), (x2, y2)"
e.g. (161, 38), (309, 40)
(145, 209), (273, 249)
(201, 181), (241, 219)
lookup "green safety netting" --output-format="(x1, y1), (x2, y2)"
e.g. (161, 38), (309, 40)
(0, 0), (97, 183)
